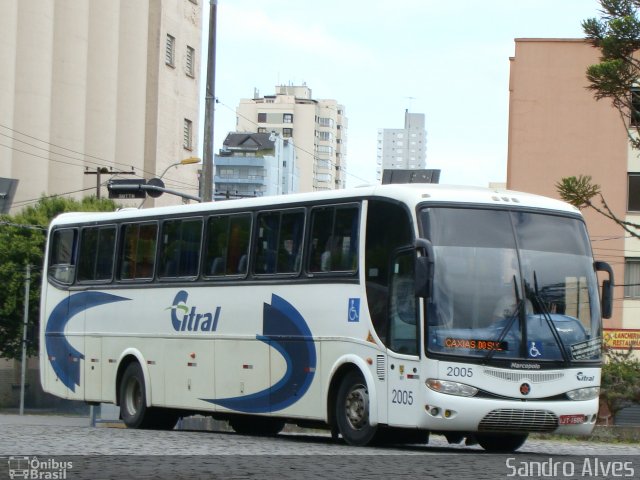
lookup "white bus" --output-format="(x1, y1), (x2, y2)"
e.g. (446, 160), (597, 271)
(40, 184), (613, 452)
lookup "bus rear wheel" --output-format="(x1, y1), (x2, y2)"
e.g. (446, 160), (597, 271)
(476, 433), (528, 452)
(119, 362), (178, 430)
(335, 370), (377, 446)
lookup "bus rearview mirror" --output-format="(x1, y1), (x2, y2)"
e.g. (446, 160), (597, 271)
(595, 261), (614, 319)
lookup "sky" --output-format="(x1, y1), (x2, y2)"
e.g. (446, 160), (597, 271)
(200, 0), (604, 188)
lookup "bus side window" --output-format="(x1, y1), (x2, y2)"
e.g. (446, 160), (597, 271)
(389, 250), (418, 355)
(277, 211), (304, 274)
(78, 226), (116, 282)
(308, 204), (359, 273)
(48, 228), (77, 285)
(119, 223), (157, 280)
(365, 200), (414, 349)
(255, 212), (279, 274)
(159, 218), (202, 279)
(254, 210), (304, 275)
(204, 213), (251, 277)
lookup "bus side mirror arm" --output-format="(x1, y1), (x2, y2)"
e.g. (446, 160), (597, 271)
(595, 261), (614, 319)
(415, 238), (434, 299)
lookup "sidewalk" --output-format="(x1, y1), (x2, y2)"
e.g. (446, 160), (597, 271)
(0, 412), (91, 427)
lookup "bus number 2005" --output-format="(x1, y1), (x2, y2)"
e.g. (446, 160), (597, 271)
(446, 366), (473, 378)
(392, 389), (414, 405)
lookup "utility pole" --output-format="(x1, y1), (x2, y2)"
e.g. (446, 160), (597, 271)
(201, 0), (217, 202)
(19, 264), (30, 416)
(84, 167), (135, 199)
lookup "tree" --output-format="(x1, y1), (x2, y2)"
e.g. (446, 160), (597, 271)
(600, 346), (640, 420)
(583, 0), (640, 148)
(0, 196), (117, 359)
(558, 1), (640, 234)
(556, 174), (640, 238)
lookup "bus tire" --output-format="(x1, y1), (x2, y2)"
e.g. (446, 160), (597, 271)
(335, 370), (377, 446)
(119, 362), (152, 429)
(476, 433), (528, 452)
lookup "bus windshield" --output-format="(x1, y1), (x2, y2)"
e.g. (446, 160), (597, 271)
(420, 207), (602, 363)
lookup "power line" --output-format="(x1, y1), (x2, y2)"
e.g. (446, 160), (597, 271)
(0, 124), (199, 190)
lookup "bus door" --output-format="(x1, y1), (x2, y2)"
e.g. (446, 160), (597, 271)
(386, 249), (421, 427)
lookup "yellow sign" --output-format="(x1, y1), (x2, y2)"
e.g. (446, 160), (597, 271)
(603, 329), (640, 350)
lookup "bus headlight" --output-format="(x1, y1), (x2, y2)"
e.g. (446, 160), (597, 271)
(566, 387), (600, 401)
(426, 379), (478, 397)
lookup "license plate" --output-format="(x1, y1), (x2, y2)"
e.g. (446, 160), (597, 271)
(559, 414), (585, 425)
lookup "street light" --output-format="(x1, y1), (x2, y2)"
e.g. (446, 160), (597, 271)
(138, 157), (201, 207)
(158, 156), (201, 179)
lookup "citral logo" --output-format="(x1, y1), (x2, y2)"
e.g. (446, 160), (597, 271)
(168, 290), (221, 332)
(576, 371), (595, 382)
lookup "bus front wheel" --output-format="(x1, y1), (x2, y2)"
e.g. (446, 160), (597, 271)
(475, 433), (528, 452)
(335, 370), (377, 446)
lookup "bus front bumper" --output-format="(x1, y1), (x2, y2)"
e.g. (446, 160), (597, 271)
(418, 392), (599, 435)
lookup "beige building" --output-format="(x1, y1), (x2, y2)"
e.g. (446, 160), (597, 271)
(236, 85), (347, 192)
(507, 38), (636, 336)
(0, 0), (202, 212)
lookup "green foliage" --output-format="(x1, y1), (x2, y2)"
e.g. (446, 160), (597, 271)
(600, 347), (640, 418)
(584, 0), (640, 148)
(0, 196), (117, 359)
(555, 175), (601, 209)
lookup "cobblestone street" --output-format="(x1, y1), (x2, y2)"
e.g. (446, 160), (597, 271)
(0, 414), (638, 479)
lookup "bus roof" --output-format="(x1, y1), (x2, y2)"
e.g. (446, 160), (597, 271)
(49, 183), (579, 227)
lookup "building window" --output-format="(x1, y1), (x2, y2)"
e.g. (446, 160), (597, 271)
(318, 117), (334, 127)
(317, 145), (333, 155)
(185, 46), (195, 77)
(625, 258), (640, 298)
(257, 127), (266, 133)
(317, 131), (333, 141)
(258, 113), (267, 123)
(283, 113), (293, 123)
(632, 88), (640, 126)
(628, 173), (640, 211)
(165, 34), (175, 67)
(283, 128), (293, 138)
(183, 119), (193, 150)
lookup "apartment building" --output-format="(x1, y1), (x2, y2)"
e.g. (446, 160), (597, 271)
(376, 111), (427, 182)
(214, 132), (298, 199)
(0, 0), (202, 211)
(507, 39), (637, 343)
(235, 85), (347, 192)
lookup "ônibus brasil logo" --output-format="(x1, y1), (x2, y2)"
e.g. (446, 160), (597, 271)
(167, 290), (221, 332)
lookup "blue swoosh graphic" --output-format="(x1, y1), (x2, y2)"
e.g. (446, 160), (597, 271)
(203, 294), (316, 413)
(45, 291), (129, 392)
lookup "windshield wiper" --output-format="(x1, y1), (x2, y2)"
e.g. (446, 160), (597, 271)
(526, 271), (571, 365)
(483, 275), (522, 364)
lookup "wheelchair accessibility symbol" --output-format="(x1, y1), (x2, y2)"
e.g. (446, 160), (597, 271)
(348, 298), (360, 322)
(528, 341), (542, 358)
